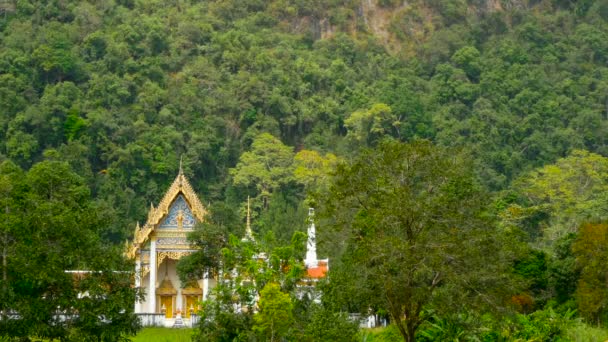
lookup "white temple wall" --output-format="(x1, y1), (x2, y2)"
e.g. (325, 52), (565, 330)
(139, 266), (152, 312)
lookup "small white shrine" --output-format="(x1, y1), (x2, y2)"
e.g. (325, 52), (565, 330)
(304, 208), (328, 279)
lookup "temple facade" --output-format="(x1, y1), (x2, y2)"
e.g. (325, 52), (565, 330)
(126, 168), (211, 325)
(126, 169), (328, 326)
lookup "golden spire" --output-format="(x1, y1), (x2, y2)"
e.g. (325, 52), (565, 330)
(179, 155), (184, 176)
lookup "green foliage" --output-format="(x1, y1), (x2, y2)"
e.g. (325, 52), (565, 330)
(193, 283), (254, 342)
(360, 325), (402, 342)
(344, 103), (400, 147)
(230, 133), (295, 207)
(322, 140), (522, 342)
(132, 327), (193, 342)
(514, 249), (549, 303)
(546, 233), (580, 307)
(3, 0), (608, 339)
(573, 223), (608, 323)
(564, 320), (608, 341)
(0, 0), (606, 243)
(0, 160), (140, 341)
(293, 149), (339, 194)
(303, 304), (359, 342)
(253, 282), (294, 341)
(506, 150), (608, 246)
(509, 308), (576, 341)
(417, 312), (481, 341)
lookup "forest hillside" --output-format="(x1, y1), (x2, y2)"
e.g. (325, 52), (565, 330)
(2, 0), (607, 243)
(3, 0), (608, 341)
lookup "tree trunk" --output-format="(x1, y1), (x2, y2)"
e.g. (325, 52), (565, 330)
(2, 206), (7, 283)
(394, 316), (413, 342)
(407, 319), (417, 342)
(1, 205), (7, 321)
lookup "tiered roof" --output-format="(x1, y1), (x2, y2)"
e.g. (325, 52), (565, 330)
(126, 169), (207, 259)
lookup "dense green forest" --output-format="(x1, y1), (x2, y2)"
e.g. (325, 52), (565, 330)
(2, 0), (608, 340)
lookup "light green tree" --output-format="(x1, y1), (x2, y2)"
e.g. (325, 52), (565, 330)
(253, 282), (294, 342)
(344, 103), (401, 147)
(293, 149), (339, 193)
(230, 133), (295, 207)
(506, 150), (608, 246)
(573, 223), (608, 323)
(181, 208), (307, 341)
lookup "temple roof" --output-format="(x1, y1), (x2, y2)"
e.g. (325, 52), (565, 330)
(126, 170), (207, 259)
(306, 259), (328, 279)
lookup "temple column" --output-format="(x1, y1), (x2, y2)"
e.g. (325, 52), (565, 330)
(135, 257), (141, 313)
(149, 239), (157, 313)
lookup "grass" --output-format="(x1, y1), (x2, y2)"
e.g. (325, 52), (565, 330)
(131, 327), (193, 342)
(358, 322), (608, 342)
(359, 325), (401, 342)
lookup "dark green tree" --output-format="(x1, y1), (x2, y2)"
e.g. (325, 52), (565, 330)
(0, 160), (140, 341)
(322, 140), (521, 342)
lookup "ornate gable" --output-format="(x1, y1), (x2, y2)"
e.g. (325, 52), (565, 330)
(126, 170), (207, 259)
(159, 195), (197, 229)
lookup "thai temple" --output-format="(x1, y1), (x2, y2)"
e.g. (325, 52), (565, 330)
(126, 166), (209, 326)
(126, 167), (326, 327)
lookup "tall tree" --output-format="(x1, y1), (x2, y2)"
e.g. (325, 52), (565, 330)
(0, 161), (23, 323)
(253, 282), (294, 342)
(322, 140), (520, 342)
(0, 160), (140, 341)
(572, 222), (608, 323)
(293, 149), (339, 194)
(230, 133), (295, 208)
(507, 150), (608, 246)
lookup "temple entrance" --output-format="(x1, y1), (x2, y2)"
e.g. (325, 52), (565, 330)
(185, 296), (198, 318)
(160, 296), (173, 318)
(182, 280), (203, 318)
(156, 273), (177, 319)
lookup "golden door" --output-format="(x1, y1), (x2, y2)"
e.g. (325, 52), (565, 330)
(160, 296), (173, 318)
(185, 296), (198, 318)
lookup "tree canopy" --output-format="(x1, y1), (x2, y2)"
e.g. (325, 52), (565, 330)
(0, 159), (139, 341)
(321, 140), (522, 341)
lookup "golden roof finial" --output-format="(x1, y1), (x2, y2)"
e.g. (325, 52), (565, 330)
(179, 155), (184, 175)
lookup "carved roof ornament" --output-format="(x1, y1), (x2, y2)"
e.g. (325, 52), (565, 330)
(157, 251), (192, 268)
(156, 274), (177, 295)
(126, 165), (207, 259)
(182, 280), (203, 295)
